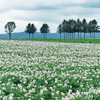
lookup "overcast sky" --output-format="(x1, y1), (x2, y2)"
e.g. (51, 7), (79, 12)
(0, 0), (100, 34)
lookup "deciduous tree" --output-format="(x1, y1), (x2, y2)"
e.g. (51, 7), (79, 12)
(40, 23), (50, 39)
(82, 19), (87, 39)
(57, 24), (62, 39)
(31, 24), (37, 39)
(5, 22), (16, 39)
(25, 23), (31, 39)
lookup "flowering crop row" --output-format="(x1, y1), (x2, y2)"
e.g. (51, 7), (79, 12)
(0, 40), (100, 100)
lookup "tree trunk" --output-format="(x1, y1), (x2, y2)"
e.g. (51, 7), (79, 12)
(74, 33), (75, 39)
(45, 33), (46, 39)
(66, 33), (67, 39)
(94, 32), (95, 38)
(78, 32), (79, 39)
(72, 33), (73, 39)
(84, 33), (85, 39)
(46, 33), (47, 39)
(69, 33), (71, 39)
(64, 33), (65, 39)
(90, 33), (91, 38)
(60, 33), (61, 39)
(80, 33), (81, 39)
(91, 32), (94, 38)
(67, 33), (69, 39)
(65, 33), (66, 39)
(71, 33), (72, 39)
(45, 33), (47, 39)
(32, 33), (34, 39)
(43, 34), (44, 39)
(29, 33), (30, 39)
(9, 33), (11, 39)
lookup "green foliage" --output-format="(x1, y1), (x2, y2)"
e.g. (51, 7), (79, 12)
(82, 19), (88, 33)
(58, 18), (100, 39)
(40, 23), (50, 33)
(25, 23), (37, 39)
(40, 23), (50, 39)
(1, 74), (21, 85)
(0, 40), (100, 99)
(76, 19), (82, 33)
(25, 23), (31, 34)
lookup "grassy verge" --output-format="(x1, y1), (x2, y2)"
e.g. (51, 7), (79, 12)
(1, 38), (100, 43)
(1, 39), (100, 43)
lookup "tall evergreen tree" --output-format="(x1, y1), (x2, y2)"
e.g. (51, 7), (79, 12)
(5, 21), (16, 39)
(25, 23), (37, 39)
(25, 23), (31, 39)
(91, 19), (98, 38)
(67, 19), (72, 39)
(57, 24), (62, 39)
(76, 19), (82, 39)
(58, 18), (99, 39)
(88, 21), (92, 38)
(73, 20), (77, 39)
(69, 19), (76, 39)
(31, 24), (37, 39)
(66, 19), (75, 39)
(62, 20), (67, 39)
(40, 23), (50, 39)
(82, 19), (87, 39)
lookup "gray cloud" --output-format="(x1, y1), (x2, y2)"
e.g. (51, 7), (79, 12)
(82, 3), (100, 8)
(0, 0), (100, 33)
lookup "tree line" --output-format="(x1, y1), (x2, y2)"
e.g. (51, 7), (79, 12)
(4, 18), (100, 39)
(5, 22), (50, 39)
(57, 19), (100, 39)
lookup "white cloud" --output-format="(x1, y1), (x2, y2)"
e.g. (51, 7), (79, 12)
(0, 0), (100, 34)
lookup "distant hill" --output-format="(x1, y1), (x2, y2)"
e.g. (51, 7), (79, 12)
(0, 32), (100, 39)
(0, 32), (60, 39)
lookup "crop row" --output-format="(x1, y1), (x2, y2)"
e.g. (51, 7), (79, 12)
(0, 40), (100, 100)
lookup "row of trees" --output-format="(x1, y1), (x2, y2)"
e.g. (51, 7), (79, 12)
(57, 19), (100, 39)
(5, 22), (50, 39)
(4, 18), (100, 39)
(25, 23), (49, 39)
(25, 23), (37, 39)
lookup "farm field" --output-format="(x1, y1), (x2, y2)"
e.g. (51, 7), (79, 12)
(0, 40), (100, 100)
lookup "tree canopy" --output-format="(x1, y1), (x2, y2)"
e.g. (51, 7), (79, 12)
(57, 19), (99, 39)
(25, 23), (37, 39)
(40, 23), (50, 39)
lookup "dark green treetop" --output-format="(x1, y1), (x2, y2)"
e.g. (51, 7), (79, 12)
(25, 23), (37, 39)
(40, 23), (50, 33)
